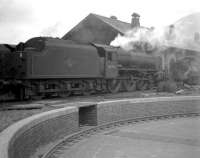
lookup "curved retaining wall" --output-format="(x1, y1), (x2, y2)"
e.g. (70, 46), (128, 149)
(1, 96), (200, 158)
(97, 96), (200, 124)
(0, 107), (79, 158)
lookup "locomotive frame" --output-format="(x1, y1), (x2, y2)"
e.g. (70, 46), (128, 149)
(0, 37), (162, 100)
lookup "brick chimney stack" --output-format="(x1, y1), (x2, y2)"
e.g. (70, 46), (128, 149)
(131, 13), (140, 28)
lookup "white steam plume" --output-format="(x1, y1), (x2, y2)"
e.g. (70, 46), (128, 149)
(110, 22), (200, 84)
(110, 25), (200, 52)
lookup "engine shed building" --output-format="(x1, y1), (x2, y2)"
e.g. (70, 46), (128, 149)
(62, 13), (145, 45)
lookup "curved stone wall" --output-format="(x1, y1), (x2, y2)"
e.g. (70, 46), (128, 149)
(1, 96), (200, 158)
(97, 96), (200, 125)
(0, 107), (78, 158)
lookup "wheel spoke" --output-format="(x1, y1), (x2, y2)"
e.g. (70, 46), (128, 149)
(123, 74), (136, 92)
(136, 80), (147, 90)
(107, 79), (121, 93)
(81, 81), (92, 96)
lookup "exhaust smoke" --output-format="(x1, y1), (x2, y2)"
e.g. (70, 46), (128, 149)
(110, 24), (200, 52)
(110, 14), (200, 85)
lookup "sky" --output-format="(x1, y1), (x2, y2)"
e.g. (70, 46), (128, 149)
(0, 0), (200, 44)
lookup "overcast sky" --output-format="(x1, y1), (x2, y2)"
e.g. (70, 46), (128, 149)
(0, 0), (199, 44)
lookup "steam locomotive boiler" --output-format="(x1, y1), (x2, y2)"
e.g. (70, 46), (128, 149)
(0, 37), (162, 100)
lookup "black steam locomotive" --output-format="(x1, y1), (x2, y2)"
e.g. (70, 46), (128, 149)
(0, 37), (163, 100)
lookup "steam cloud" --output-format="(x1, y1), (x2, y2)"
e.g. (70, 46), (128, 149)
(110, 18), (200, 84)
(110, 24), (200, 52)
(41, 23), (61, 37)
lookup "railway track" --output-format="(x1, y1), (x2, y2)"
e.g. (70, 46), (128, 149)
(42, 112), (200, 158)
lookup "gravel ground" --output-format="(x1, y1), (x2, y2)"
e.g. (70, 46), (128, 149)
(0, 90), (199, 133)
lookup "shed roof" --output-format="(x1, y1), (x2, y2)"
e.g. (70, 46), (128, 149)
(62, 13), (147, 40)
(91, 13), (132, 34)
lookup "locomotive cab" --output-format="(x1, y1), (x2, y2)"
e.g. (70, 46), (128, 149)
(92, 43), (119, 78)
(105, 49), (118, 78)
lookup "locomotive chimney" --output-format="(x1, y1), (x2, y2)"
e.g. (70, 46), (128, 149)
(131, 12), (140, 28)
